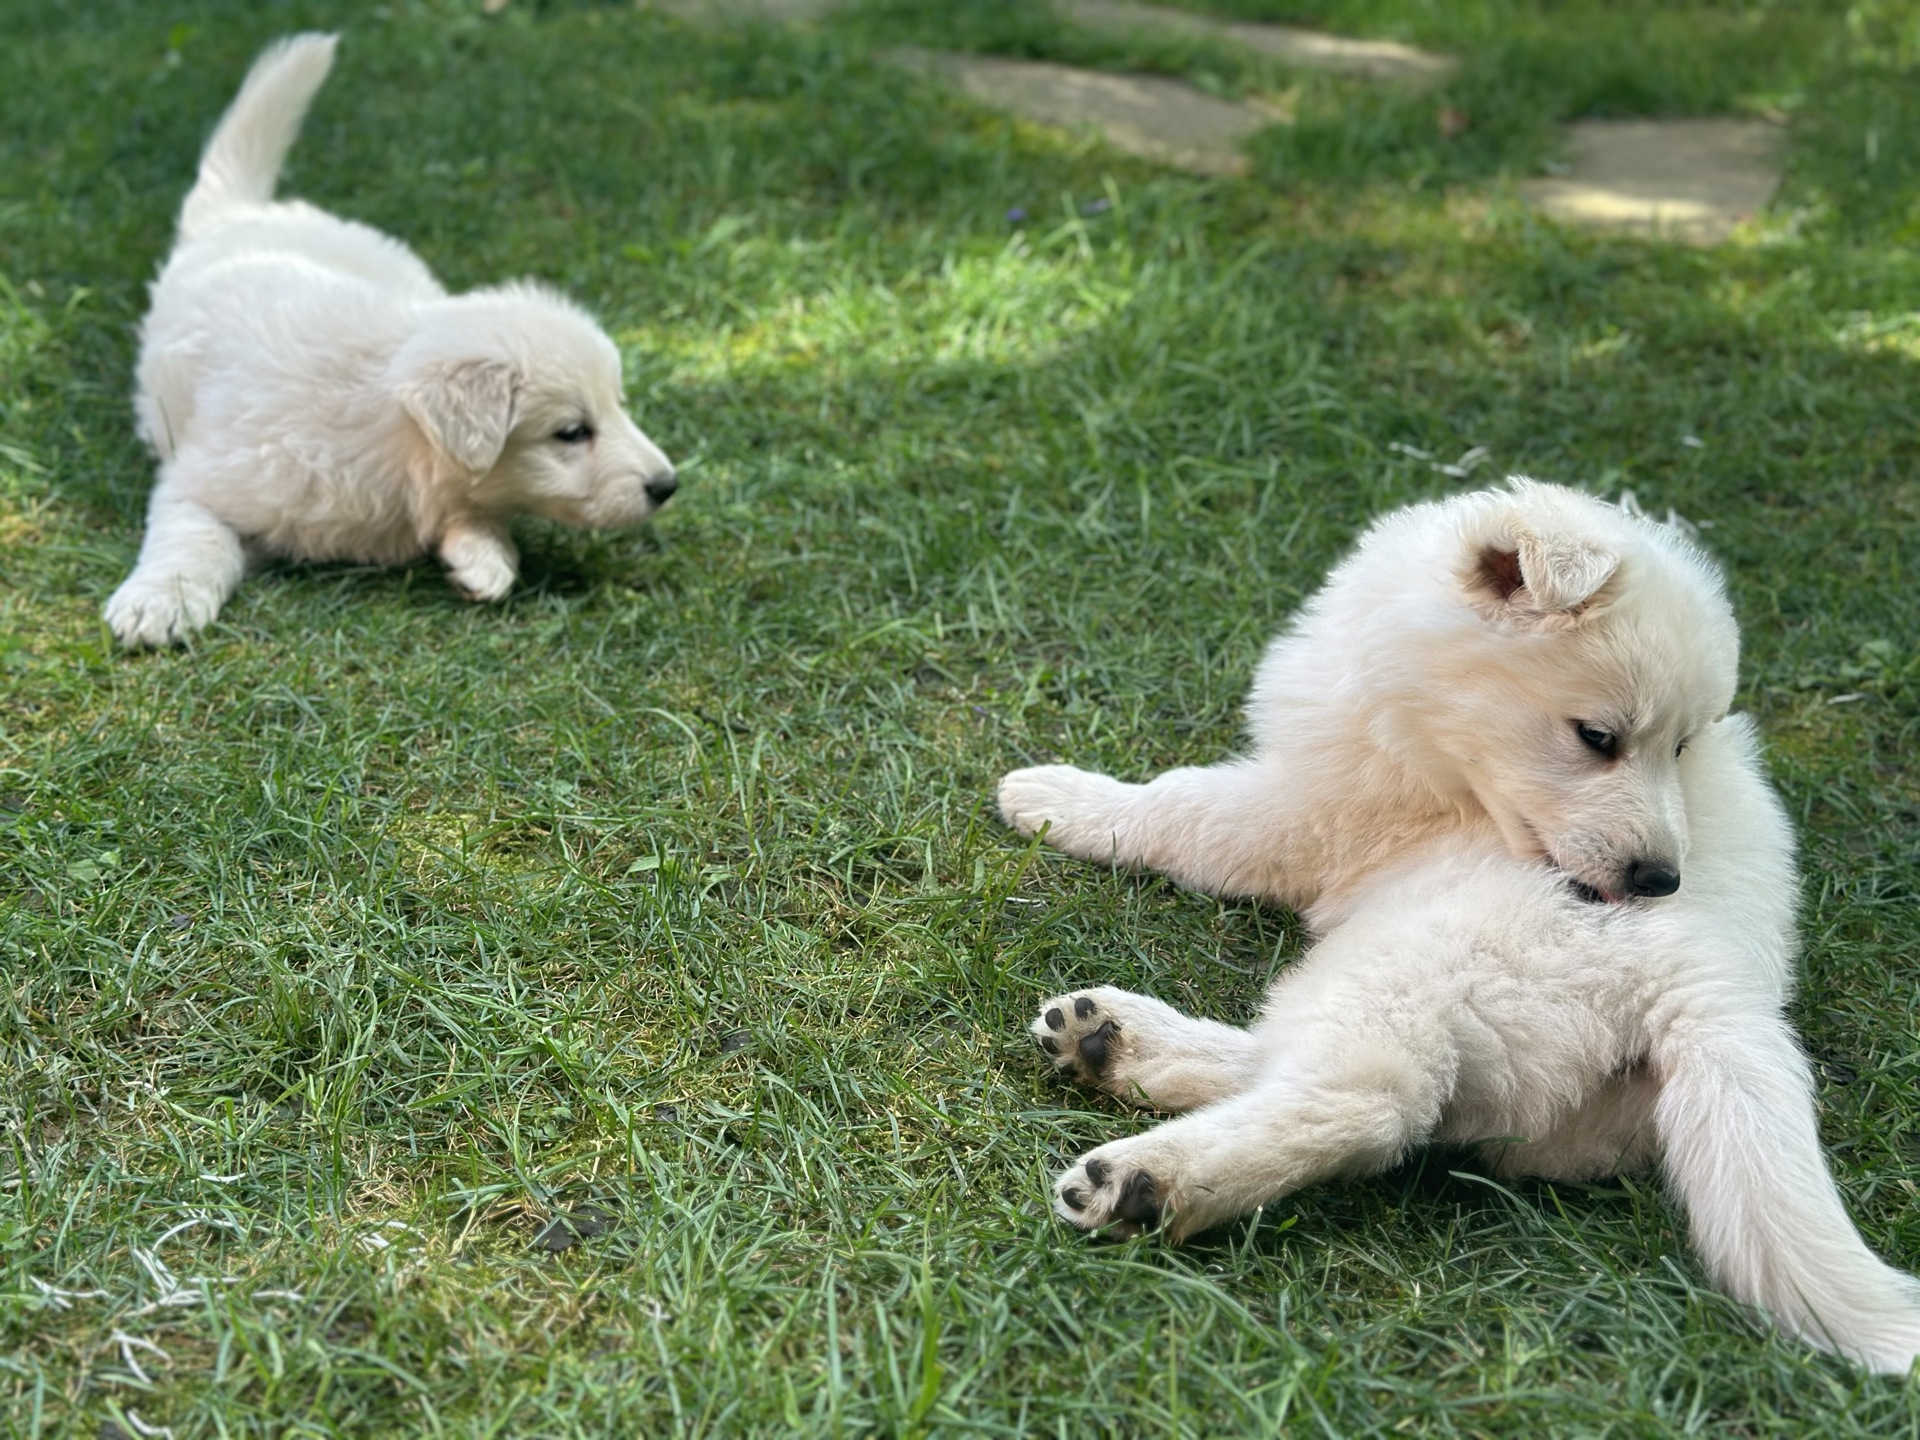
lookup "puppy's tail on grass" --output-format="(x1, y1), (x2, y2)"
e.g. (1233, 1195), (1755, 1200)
(1656, 1007), (1920, 1375)
(179, 33), (339, 241)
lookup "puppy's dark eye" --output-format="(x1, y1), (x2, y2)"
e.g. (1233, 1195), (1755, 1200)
(553, 422), (594, 444)
(1574, 722), (1617, 757)
(1676, 738), (1689, 758)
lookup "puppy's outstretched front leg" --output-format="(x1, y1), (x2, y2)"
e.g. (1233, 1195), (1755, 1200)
(104, 476), (248, 647)
(1054, 1046), (1445, 1240)
(440, 518), (519, 601)
(1032, 986), (1266, 1111)
(998, 760), (1304, 905)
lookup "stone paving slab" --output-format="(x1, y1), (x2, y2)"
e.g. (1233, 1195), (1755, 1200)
(1061, 0), (1457, 86)
(885, 48), (1266, 177)
(645, 0), (839, 22)
(1521, 118), (1784, 246)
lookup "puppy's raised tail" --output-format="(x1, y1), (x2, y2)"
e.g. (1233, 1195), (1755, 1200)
(1656, 1007), (1920, 1374)
(178, 33), (339, 241)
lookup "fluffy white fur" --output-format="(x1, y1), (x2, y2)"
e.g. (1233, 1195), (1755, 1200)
(1000, 479), (1920, 1374)
(106, 33), (678, 648)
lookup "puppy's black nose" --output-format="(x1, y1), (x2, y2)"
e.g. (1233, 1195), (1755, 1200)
(645, 472), (678, 506)
(1627, 861), (1680, 898)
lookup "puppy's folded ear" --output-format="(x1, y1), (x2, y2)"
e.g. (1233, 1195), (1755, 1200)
(1469, 529), (1619, 617)
(397, 361), (518, 474)
(1462, 477), (1625, 621)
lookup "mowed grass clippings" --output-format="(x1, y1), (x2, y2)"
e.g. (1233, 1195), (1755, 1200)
(2, 0), (1919, 1433)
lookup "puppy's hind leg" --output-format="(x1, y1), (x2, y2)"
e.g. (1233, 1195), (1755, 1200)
(1033, 986), (1266, 1111)
(999, 760), (1301, 904)
(104, 475), (248, 648)
(1054, 1041), (1447, 1240)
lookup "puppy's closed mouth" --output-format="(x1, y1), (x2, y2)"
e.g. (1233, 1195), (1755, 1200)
(1525, 823), (1628, 905)
(1568, 878), (1619, 905)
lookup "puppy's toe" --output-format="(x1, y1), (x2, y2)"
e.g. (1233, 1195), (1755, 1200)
(447, 560), (516, 603)
(451, 574), (511, 603)
(105, 586), (192, 648)
(1054, 1147), (1166, 1238)
(1032, 991), (1124, 1088)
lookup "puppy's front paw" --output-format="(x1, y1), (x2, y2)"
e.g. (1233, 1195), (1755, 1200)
(446, 552), (517, 602)
(441, 526), (518, 602)
(104, 577), (219, 648)
(1055, 1143), (1166, 1238)
(997, 765), (1131, 857)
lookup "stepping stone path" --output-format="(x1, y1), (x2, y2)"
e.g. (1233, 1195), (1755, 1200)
(886, 48), (1266, 178)
(1059, 0), (1457, 87)
(889, 0), (1455, 178)
(652, 0), (1786, 244)
(1521, 119), (1785, 246)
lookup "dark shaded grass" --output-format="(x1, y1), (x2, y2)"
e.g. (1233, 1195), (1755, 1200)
(3, 0), (1920, 1433)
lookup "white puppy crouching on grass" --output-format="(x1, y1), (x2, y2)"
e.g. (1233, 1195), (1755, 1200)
(1000, 479), (1920, 1374)
(107, 33), (678, 648)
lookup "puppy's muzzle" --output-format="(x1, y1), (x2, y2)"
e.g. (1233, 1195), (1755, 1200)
(1567, 859), (1681, 904)
(645, 472), (678, 507)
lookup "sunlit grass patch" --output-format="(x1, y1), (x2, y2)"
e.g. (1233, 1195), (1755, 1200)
(2, 0), (1920, 1434)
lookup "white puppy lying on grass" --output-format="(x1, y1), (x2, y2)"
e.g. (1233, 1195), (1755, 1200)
(1000, 479), (1920, 1373)
(106, 33), (678, 648)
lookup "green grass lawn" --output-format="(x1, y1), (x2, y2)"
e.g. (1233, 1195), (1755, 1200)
(4, 0), (1920, 1433)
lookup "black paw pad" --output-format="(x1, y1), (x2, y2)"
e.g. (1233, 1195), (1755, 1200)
(1045, 1007), (1066, 1032)
(1073, 996), (1097, 1021)
(1077, 1019), (1118, 1072)
(1060, 1186), (1087, 1211)
(1085, 1157), (1109, 1186)
(1039, 1035), (1059, 1055)
(1114, 1170), (1162, 1228)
